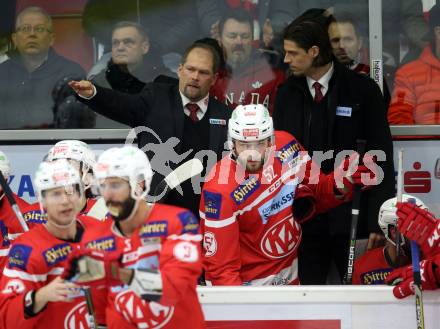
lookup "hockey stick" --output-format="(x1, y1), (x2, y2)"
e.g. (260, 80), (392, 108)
(83, 287), (98, 329)
(407, 198), (425, 329)
(153, 158), (203, 202)
(344, 139), (366, 285)
(0, 170), (29, 232)
(395, 149), (404, 263)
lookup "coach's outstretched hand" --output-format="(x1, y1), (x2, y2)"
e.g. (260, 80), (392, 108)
(68, 80), (95, 98)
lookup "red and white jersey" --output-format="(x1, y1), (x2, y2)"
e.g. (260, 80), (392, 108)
(200, 131), (344, 286)
(352, 247), (393, 285)
(211, 58), (286, 114)
(0, 198), (107, 275)
(0, 194), (30, 273)
(0, 216), (104, 328)
(80, 203), (205, 329)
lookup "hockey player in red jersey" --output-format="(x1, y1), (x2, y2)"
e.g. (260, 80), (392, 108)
(63, 146), (205, 329)
(0, 150), (30, 273)
(200, 104), (377, 285)
(352, 194), (424, 285)
(0, 159), (103, 328)
(22, 139), (107, 229)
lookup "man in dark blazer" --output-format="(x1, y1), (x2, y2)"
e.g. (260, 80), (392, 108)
(70, 42), (230, 217)
(273, 19), (395, 284)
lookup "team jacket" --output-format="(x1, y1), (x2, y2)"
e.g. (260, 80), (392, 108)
(352, 247), (394, 285)
(211, 57), (285, 114)
(0, 198), (107, 276)
(0, 216), (105, 328)
(200, 131), (346, 285)
(80, 203), (205, 329)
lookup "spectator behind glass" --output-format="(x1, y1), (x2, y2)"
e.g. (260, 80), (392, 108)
(89, 21), (174, 128)
(210, 9), (286, 114)
(328, 12), (391, 107)
(388, 2), (440, 125)
(0, 6), (86, 129)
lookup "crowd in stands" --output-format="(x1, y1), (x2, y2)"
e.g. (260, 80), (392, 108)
(0, 1), (437, 128)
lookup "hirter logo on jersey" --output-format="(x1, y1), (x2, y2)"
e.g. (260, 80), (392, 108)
(178, 211), (199, 234)
(43, 243), (72, 266)
(139, 221), (168, 238)
(203, 191), (222, 219)
(85, 236), (116, 251)
(23, 210), (46, 224)
(277, 141), (301, 164)
(8, 244), (32, 270)
(231, 176), (260, 205)
(261, 216), (301, 259)
(361, 268), (392, 285)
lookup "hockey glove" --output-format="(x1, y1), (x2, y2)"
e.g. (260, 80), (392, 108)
(292, 184), (316, 224)
(128, 268), (163, 302)
(385, 256), (440, 298)
(396, 202), (440, 257)
(62, 247), (122, 287)
(333, 153), (377, 195)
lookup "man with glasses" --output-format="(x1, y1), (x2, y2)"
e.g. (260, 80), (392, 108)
(0, 6), (86, 129)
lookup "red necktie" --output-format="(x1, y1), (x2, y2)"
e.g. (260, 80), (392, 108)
(313, 82), (324, 104)
(186, 103), (200, 122)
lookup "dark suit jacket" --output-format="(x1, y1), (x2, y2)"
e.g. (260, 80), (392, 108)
(78, 82), (230, 214)
(273, 61), (395, 236)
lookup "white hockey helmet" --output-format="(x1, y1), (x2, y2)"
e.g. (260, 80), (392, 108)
(378, 194), (427, 245)
(0, 150), (10, 178)
(228, 104), (274, 142)
(47, 140), (96, 187)
(94, 146), (153, 199)
(34, 159), (82, 200)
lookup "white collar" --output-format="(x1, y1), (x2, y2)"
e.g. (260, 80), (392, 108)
(180, 92), (209, 120)
(306, 62), (334, 96)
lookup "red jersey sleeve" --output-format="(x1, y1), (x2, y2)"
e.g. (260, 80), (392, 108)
(159, 209), (202, 306)
(200, 175), (242, 286)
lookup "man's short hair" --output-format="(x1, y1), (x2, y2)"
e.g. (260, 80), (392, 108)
(15, 6), (53, 31)
(112, 21), (149, 43)
(181, 42), (220, 74)
(330, 12), (365, 38)
(218, 9), (253, 37)
(283, 20), (333, 67)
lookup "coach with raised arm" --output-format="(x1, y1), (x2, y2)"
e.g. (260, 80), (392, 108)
(70, 42), (230, 218)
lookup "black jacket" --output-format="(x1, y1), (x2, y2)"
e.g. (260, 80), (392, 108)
(79, 82), (230, 214)
(273, 61), (395, 236)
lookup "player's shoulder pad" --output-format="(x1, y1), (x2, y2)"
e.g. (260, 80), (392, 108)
(8, 242), (33, 271)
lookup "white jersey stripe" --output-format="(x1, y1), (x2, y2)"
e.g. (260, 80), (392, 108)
(204, 215), (236, 228)
(167, 234), (202, 242)
(3, 267), (64, 282)
(0, 248), (10, 257)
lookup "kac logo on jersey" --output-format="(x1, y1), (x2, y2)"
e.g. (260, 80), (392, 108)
(203, 232), (217, 257)
(203, 191), (222, 219)
(231, 176), (260, 205)
(115, 291), (174, 328)
(85, 236), (116, 251)
(139, 221), (168, 238)
(23, 210), (46, 224)
(261, 216), (301, 259)
(8, 244), (32, 270)
(64, 301), (93, 329)
(277, 140), (301, 164)
(258, 184), (295, 224)
(178, 211), (199, 234)
(361, 268), (392, 285)
(43, 243), (72, 266)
